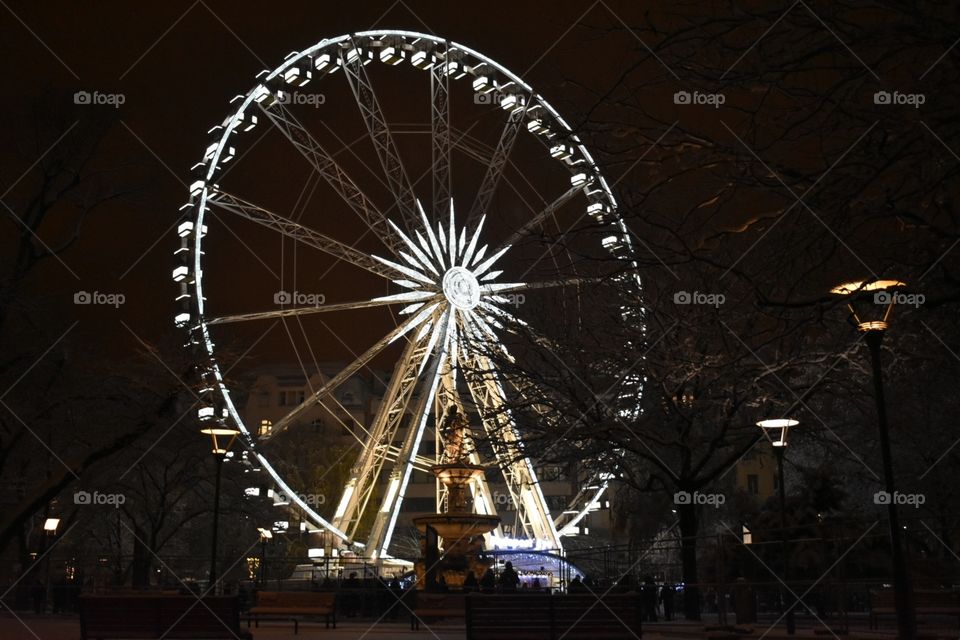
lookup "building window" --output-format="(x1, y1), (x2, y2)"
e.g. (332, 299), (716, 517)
(747, 474), (759, 495)
(260, 420), (272, 437)
(257, 392), (270, 407)
(277, 390), (306, 407)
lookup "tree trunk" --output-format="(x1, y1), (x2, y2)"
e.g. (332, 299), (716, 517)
(678, 502), (701, 620)
(131, 525), (150, 588)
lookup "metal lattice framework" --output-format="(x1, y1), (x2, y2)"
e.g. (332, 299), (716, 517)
(174, 30), (637, 560)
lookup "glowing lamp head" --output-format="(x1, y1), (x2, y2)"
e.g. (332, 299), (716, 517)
(201, 426), (240, 455)
(830, 279), (907, 333)
(756, 417), (798, 447)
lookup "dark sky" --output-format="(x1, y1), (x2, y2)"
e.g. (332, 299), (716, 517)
(0, 1), (652, 375)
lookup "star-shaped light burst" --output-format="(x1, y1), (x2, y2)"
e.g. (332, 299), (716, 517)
(370, 200), (523, 370)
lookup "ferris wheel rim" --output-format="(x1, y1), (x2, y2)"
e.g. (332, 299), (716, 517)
(180, 29), (638, 552)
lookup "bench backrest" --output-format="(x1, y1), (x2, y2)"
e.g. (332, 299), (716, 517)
(416, 593), (466, 611)
(256, 590), (335, 607)
(79, 595), (241, 639)
(466, 593), (641, 640)
(871, 589), (960, 609)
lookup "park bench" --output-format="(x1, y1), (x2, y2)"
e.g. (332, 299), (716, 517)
(411, 592), (465, 629)
(465, 592), (643, 640)
(869, 589), (960, 629)
(247, 590), (336, 633)
(79, 594), (250, 639)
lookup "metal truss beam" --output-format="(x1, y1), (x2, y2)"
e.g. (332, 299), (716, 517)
(257, 101), (405, 257)
(266, 310), (425, 438)
(430, 59), (451, 218)
(467, 109), (524, 228)
(365, 312), (452, 557)
(332, 323), (435, 539)
(458, 320), (561, 548)
(206, 189), (396, 279)
(341, 41), (421, 233)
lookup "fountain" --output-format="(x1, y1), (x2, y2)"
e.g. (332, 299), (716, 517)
(413, 406), (500, 590)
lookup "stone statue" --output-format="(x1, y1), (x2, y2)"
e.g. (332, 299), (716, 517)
(440, 405), (471, 463)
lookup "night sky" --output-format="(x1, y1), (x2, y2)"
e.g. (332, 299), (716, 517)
(0, 0), (649, 372)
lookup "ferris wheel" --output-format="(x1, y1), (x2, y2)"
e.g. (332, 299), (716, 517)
(174, 30), (636, 560)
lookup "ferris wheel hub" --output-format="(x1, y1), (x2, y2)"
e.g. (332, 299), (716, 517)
(441, 266), (481, 310)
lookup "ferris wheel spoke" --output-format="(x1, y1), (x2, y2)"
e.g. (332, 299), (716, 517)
(206, 188), (397, 279)
(479, 276), (592, 297)
(499, 185), (581, 250)
(430, 59), (452, 218)
(205, 295), (428, 326)
(266, 310), (427, 438)
(256, 101), (405, 257)
(466, 109), (524, 229)
(331, 309), (445, 540)
(458, 343), (562, 549)
(365, 311), (454, 557)
(341, 40), (421, 232)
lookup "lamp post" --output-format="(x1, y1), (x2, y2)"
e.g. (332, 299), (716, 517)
(256, 528), (272, 588)
(42, 518), (60, 613)
(201, 425), (240, 594)
(831, 279), (915, 640)
(756, 418), (797, 635)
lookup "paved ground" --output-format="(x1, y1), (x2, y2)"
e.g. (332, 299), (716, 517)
(1, 613), (943, 640)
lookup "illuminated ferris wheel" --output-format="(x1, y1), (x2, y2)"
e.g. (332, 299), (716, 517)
(174, 30), (635, 560)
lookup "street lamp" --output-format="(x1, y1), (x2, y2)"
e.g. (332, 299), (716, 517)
(42, 517), (60, 613)
(757, 417), (797, 635)
(201, 425), (240, 594)
(256, 527), (272, 588)
(831, 278), (915, 640)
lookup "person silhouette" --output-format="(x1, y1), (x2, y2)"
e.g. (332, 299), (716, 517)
(498, 561), (520, 592)
(480, 567), (496, 593)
